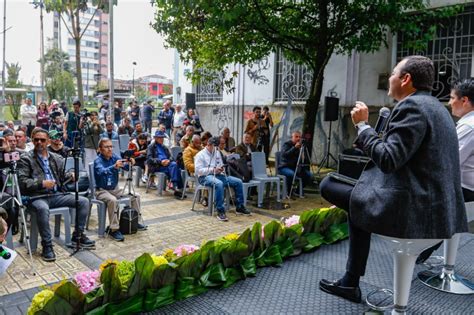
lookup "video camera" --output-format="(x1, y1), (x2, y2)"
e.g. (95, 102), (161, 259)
(0, 138), (20, 163)
(122, 149), (135, 161)
(80, 109), (92, 118)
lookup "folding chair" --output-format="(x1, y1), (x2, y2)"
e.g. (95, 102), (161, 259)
(251, 152), (281, 206)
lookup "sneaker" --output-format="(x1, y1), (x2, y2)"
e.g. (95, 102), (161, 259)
(109, 230), (125, 242)
(141, 175), (148, 183)
(201, 197), (208, 207)
(217, 212), (228, 222)
(71, 233), (96, 248)
(137, 223), (148, 231)
(236, 206), (251, 216)
(42, 245), (56, 262)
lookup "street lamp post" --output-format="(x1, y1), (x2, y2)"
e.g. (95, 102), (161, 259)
(132, 61), (137, 96)
(86, 61), (90, 99)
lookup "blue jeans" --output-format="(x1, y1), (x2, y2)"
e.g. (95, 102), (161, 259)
(150, 161), (183, 189)
(278, 167), (312, 193)
(30, 194), (90, 247)
(198, 174), (244, 213)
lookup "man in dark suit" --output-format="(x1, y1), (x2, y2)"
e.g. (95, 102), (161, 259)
(234, 133), (256, 162)
(318, 55), (468, 303)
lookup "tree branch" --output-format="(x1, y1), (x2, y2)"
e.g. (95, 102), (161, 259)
(79, 1), (101, 39)
(59, 13), (75, 38)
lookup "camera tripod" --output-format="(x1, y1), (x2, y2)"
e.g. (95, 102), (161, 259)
(0, 161), (37, 275)
(121, 161), (146, 229)
(289, 142), (312, 198)
(316, 120), (337, 177)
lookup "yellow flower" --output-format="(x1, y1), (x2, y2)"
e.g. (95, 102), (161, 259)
(163, 249), (175, 261)
(99, 259), (119, 272)
(50, 279), (67, 292)
(151, 254), (168, 267)
(223, 233), (239, 241)
(28, 289), (54, 315)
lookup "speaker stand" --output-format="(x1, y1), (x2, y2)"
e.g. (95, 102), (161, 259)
(316, 120), (338, 177)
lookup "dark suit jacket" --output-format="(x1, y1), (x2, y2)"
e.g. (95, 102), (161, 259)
(351, 91), (467, 239)
(279, 140), (310, 170)
(146, 142), (172, 168)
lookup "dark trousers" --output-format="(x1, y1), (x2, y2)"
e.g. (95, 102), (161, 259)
(462, 187), (474, 202)
(319, 176), (371, 277)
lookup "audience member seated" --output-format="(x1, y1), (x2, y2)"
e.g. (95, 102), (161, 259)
(278, 131), (313, 195)
(234, 133), (256, 163)
(18, 128), (94, 262)
(94, 138), (145, 242)
(128, 133), (149, 183)
(200, 131), (212, 148)
(118, 117), (134, 136)
(146, 130), (184, 197)
(47, 130), (70, 158)
(131, 122), (144, 139)
(221, 127), (236, 151)
(183, 135), (202, 176)
(5, 134), (17, 152)
(179, 126), (195, 149)
(101, 121), (119, 140)
(14, 129), (34, 153)
(157, 123), (171, 147)
(183, 108), (203, 134)
(218, 136), (231, 158)
(194, 137), (251, 221)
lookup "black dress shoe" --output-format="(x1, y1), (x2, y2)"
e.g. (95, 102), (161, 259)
(319, 279), (361, 303)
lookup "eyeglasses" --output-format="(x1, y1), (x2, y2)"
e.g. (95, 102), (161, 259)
(33, 138), (47, 143)
(102, 145), (113, 149)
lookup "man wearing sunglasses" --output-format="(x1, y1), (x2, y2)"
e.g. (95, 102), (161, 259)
(18, 128), (95, 262)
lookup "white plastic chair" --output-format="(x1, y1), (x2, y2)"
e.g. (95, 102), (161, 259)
(111, 139), (121, 157)
(119, 134), (130, 152)
(170, 146), (183, 161)
(251, 152), (281, 205)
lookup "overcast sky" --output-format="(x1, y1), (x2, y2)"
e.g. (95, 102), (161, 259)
(0, 0), (174, 86)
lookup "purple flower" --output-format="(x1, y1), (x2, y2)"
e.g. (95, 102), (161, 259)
(284, 215), (300, 227)
(173, 244), (199, 257)
(74, 270), (101, 294)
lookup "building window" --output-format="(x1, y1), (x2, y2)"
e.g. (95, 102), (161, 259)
(196, 70), (223, 102)
(274, 48), (313, 102)
(397, 5), (474, 101)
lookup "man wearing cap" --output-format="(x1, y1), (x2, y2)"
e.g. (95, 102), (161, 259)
(101, 121), (119, 140)
(64, 100), (85, 147)
(146, 130), (183, 196)
(47, 130), (70, 158)
(194, 136), (251, 221)
(20, 97), (37, 137)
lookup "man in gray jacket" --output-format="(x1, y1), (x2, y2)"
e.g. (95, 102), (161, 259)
(319, 56), (468, 303)
(18, 128), (94, 262)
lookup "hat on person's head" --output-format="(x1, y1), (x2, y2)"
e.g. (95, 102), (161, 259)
(51, 99), (59, 106)
(48, 130), (62, 140)
(154, 130), (166, 138)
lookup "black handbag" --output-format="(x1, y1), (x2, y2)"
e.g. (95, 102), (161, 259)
(119, 206), (139, 235)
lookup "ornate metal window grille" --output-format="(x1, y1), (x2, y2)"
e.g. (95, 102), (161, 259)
(195, 70), (223, 102)
(397, 5), (474, 101)
(274, 49), (314, 102)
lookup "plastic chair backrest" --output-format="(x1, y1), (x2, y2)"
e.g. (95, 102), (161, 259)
(275, 152), (281, 170)
(170, 146), (183, 161)
(251, 152), (267, 178)
(119, 134), (130, 152)
(88, 162), (96, 196)
(112, 139), (121, 157)
(65, 156), (85, 172)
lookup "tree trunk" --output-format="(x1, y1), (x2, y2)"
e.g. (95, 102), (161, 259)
(72, 9), (84, 104)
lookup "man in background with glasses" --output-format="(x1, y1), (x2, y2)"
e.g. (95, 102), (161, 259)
(18, 128), (95, 262)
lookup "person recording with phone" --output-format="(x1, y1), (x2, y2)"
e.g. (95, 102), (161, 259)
(18, 128), (95, 262)
(278, 131), (312, 196)
(94, 138), (145, 242)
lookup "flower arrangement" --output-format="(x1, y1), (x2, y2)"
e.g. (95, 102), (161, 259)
(28, 206), (348, 315)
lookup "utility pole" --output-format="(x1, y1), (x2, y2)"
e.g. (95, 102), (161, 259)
(39, 0), (45, 101)
(86, 61), (90, 100)
(108, 0), (114, 120)
(132, 61), (136, 96)
(1, 0), (7, 123)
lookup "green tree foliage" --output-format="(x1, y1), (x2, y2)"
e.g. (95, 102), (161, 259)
(5, 62), (23, 120)
(152, 0), (460, 154)
(43, 0), (117, 105)
(40, 47), (75, 103)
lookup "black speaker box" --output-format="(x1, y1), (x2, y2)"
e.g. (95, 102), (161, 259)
(324, 96), (339, 121)
(185, 93), (196, 109)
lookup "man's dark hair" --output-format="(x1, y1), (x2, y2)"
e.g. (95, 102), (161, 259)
(263, 106), (269, 111)
(399, 56), (435, 91)
(73, 100), (82, 106)
(252, 106), (261, 112)
(452, 79), (474, 105)
(137, 133), (147, 140)
(32, 128), (49, 138)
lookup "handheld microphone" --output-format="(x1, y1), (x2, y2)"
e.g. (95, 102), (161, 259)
(374, 107), (391, 134)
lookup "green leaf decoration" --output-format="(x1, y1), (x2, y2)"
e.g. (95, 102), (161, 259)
(275, 238), (294, 259)
(175, 250), (204, 279)
(300, 209), (320, 234)
(175, 277), (208, 300)
(237, 228), (253, 256)
(84, 287), (104, 313)
(221, 240), (249, 268)
(100, 264), (122, 304)
(200, 240), (217, 267)
(223, 267), (244, 288)
(324, 223), (349, 244)
(128, 253), (155, 297)
(105, 292), (145, 315)
(250, 222), (263, 252)
(256, 244), (283, 267)
(239, 255), (257, 278)
(52, 281), (85, 311)
(84, 302), (107, 315)
(150, 264), (178, 290)
(303, 233), (325, 252)
(40, 295), (75, 315)
(263, 220), (284, 247)
(199, 263), (227, 287)
(143, 285), (175, 312)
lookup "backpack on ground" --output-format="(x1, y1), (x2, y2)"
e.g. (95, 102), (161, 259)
(119, 206), (139, 234)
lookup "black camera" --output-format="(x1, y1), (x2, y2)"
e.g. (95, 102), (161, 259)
(300, 139), (307, 146)
(122, 149), (135, 160)
(80, 109), (92, 118)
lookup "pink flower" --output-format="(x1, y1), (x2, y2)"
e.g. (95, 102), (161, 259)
(284, 215), (300, 227)
(74, 270), (101, 294)
(261, 226), (265, 239)
(173, 244), (199, 257)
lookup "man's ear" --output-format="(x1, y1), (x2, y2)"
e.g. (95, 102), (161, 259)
(400, 73), (413, 89)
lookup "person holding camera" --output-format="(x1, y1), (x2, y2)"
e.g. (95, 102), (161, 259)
(94, 138), (145, 242)
(18, 128), (95, 262)
(84, 111), (103, 169)
(245, 106), (267, 152)
(278, 131), (313, 197)
(63, 100), (85, 148)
